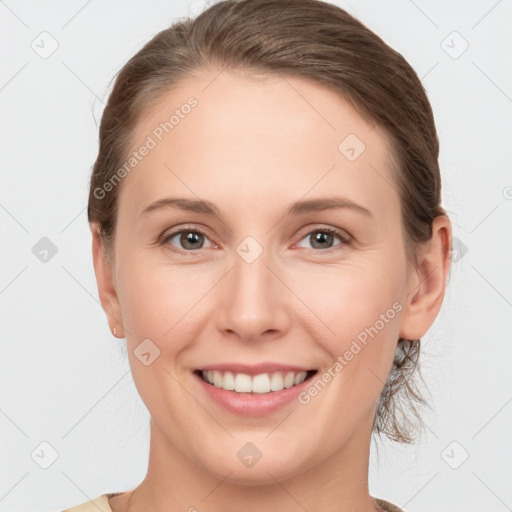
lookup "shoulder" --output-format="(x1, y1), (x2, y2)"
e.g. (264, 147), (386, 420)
(62, 493), (121, 512)
(61, 494), (112, 512)
(63, 493), (403, 512)
(373, 496), (406, 512)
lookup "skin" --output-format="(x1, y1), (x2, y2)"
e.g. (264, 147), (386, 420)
(91, 69), (452, 512)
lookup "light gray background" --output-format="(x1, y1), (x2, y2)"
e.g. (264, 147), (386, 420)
(1, 1), (511, 511)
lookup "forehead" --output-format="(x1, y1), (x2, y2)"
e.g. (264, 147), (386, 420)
(120, 69), (400, 224)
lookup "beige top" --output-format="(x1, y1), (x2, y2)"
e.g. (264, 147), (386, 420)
(62, 492), (406, 512)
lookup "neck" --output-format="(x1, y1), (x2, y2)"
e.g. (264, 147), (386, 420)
(115, 410), (382, 512)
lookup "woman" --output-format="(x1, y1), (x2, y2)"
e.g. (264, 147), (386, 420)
(64, 0), (452, 510)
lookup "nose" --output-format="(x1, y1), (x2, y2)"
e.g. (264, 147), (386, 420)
(215, 240), (290, 343)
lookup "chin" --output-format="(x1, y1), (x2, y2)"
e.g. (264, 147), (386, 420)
(202, 453), (309, 487)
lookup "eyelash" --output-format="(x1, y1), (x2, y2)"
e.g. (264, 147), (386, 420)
(159, 224), (351, 255)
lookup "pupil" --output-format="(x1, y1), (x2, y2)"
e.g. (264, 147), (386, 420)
(313, 232), (332, 249)
(182, 232), (202, 249)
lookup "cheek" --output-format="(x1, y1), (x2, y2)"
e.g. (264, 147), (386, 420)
(115, 251), (168, 334)
(293, 261), (403, 394)
(292, 271), (402, 430)
(116, 253), (219, 357)
(115, 261), (202, 415)
(294, 259), (403, 339)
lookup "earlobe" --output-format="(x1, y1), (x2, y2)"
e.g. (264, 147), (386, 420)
(90, 224), (125, 338)
(399, 215), (452, 341)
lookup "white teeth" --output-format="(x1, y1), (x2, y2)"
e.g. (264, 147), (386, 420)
(284, 372), (295, 388)
(252, 373), (271, 394)
(200, 369), (311, 394)
(222, 371), (235, 390)
(213, 370), (223, 388)
(234, 373), (252, 392)
(294, 371), (307, 386)
(270, 372), (284, 391)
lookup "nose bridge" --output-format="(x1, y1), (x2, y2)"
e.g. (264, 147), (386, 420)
(233, 234), (276, 309)
(218, 234), (287, 339)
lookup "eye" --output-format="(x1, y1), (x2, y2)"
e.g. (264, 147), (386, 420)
(295, 226), (350, 252)
(159, 225), (351, 254)
(160, 227), (214, 253)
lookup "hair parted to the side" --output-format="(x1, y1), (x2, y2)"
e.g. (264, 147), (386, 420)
(88, 0), (449, 444)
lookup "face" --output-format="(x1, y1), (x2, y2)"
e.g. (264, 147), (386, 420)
(94, 69), (437, 485)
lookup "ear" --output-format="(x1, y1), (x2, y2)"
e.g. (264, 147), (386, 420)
(90, 223), (125, 338)
(399, 215), (452, 340)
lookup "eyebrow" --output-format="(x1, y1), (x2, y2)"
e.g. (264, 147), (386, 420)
(139, 196), (373, 219)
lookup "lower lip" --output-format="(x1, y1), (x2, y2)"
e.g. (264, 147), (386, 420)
(193, 371), (316, 416)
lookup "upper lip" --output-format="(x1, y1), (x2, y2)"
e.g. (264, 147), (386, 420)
(196, 362), (316, 376)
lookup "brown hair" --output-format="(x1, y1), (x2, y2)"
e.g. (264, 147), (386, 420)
(88, 0), (449, 443)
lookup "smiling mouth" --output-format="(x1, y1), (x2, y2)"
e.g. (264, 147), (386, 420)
(194, 369), (318, 394)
